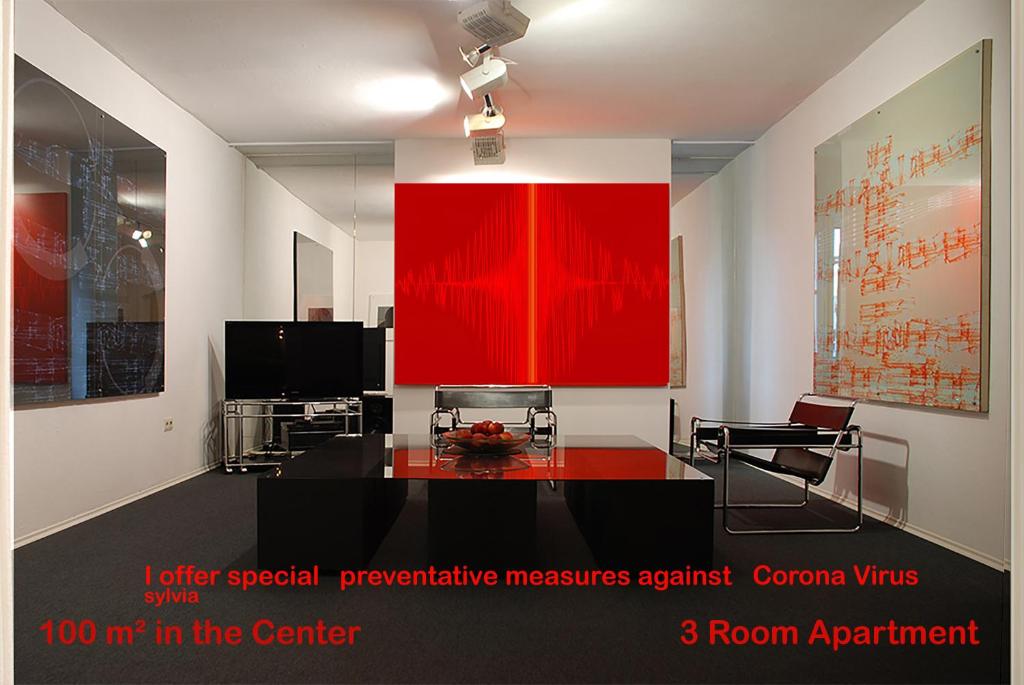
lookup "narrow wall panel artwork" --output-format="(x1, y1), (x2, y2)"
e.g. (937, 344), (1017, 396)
(669, 235), (686, 388)
(395, 183), (669, 386)
(813, 41), (990, 412)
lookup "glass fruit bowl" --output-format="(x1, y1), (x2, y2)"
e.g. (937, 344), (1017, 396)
(440, 454), (531, 478)
(441, 430), (531, 455)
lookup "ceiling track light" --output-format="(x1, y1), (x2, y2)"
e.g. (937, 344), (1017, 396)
(471, 130), (505, 166)
(482, 93), (498, 117)
(456, 0), (529, 166)
(458, 0), (530, 48)
(460, 43), (492, 68)
(464, 98), (506, 138)
(459, 54), (508, 100)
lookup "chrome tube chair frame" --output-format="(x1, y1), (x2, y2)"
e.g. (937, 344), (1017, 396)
(692, 395), (863, 535)
(430, 385), (559, 490)
(689, 393), (849, 465)
(429, 385), (558, 446)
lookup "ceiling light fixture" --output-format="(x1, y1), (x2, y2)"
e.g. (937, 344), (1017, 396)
(464, 112), (504, 138)
(355, 76), (450, 114)
(459, 43), (492, 68)
(459, 55), (508, 100)
(458, 0), (530, 47)
(471, 130), (505, 165)
(456, 0), (530, 166)
(466, 94), (506, 165)
(464, 96), (505, 137)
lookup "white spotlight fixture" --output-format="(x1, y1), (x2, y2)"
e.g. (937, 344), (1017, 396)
(456, 0), (528, 166)
(459, 43), (492, 68)
(464, 99), (505, 137)
(459, 55), (508, 100)
(471, 130), (506, 165)
(139, 238), (149, 248)
(458, 0), (530, 47)
(131, 229), (142, 240)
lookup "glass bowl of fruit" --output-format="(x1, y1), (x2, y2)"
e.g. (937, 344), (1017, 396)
(441, 421), (531, 455)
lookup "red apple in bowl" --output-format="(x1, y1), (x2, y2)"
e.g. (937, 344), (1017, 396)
(441, 423), (530, 455)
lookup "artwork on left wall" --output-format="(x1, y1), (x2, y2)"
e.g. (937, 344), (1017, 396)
(13, 56), (167, 405)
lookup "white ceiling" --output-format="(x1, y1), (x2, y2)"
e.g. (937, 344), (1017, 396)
(45, 0), (921, 141)
(260, 163), (395, 240)
(239, 143), (396, 240)
(43, 0), (923, 230)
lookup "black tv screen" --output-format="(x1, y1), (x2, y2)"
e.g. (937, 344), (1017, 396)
(363, 328), (385, 392)
(225, 321), (363, 400)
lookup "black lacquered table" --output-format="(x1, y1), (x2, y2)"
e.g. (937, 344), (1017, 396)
(258, 434), (714, 571)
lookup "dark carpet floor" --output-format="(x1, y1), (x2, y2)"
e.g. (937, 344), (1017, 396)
(14, 458), (1009, 684)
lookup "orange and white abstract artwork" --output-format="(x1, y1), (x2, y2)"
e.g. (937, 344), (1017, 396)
(813, 41), (990, 412)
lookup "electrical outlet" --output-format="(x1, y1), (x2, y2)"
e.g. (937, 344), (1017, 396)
(163, 417), (174, 432)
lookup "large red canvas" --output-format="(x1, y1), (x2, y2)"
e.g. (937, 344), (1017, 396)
(13, 192), (69, 384)
(395, 183), (668, 385)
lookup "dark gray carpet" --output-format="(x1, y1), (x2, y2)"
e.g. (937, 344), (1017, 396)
(14, 459), (1009, 684)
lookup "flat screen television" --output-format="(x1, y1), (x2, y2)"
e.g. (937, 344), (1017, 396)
(363, 328), (386, 392)
(225, 321), (363, 400)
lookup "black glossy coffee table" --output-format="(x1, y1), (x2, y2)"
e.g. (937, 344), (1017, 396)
(258, 434), (713, 570)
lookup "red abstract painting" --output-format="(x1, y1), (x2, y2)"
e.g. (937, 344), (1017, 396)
(13, 192), (69, 384)
(395, 183), (669, 385)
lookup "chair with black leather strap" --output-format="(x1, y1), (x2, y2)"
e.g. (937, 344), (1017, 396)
(691, 394), (863, 535)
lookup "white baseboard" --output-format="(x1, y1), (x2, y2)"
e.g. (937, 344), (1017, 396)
(759, 469), (1008, 571)
(818, 487), (1008, 572)
(14, 459), (1010, 572)
(14, 463), (219, 548)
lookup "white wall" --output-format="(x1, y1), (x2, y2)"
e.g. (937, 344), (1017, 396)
(242, 161), (355, 320)
(354, 239), (394, 327)
(294, 236), (333, 318)
(13, 0), (245, 541)
(668, 169), (732, 440)
(393, 138), (672, 449)
(354, 239), (395, 394)
(675, 0), (1012, 567)
(1008, 0), (1022, 675)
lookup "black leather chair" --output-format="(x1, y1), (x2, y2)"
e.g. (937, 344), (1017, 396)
(691, 395), (863, 534)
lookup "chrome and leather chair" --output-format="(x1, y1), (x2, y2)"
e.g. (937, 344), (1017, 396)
(430, 385), (557, 444)
(691, 395), (863, 535)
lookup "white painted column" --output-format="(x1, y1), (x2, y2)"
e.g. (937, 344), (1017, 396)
(0, 0), (14, 680)
(1011, 0), (1023, 682)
